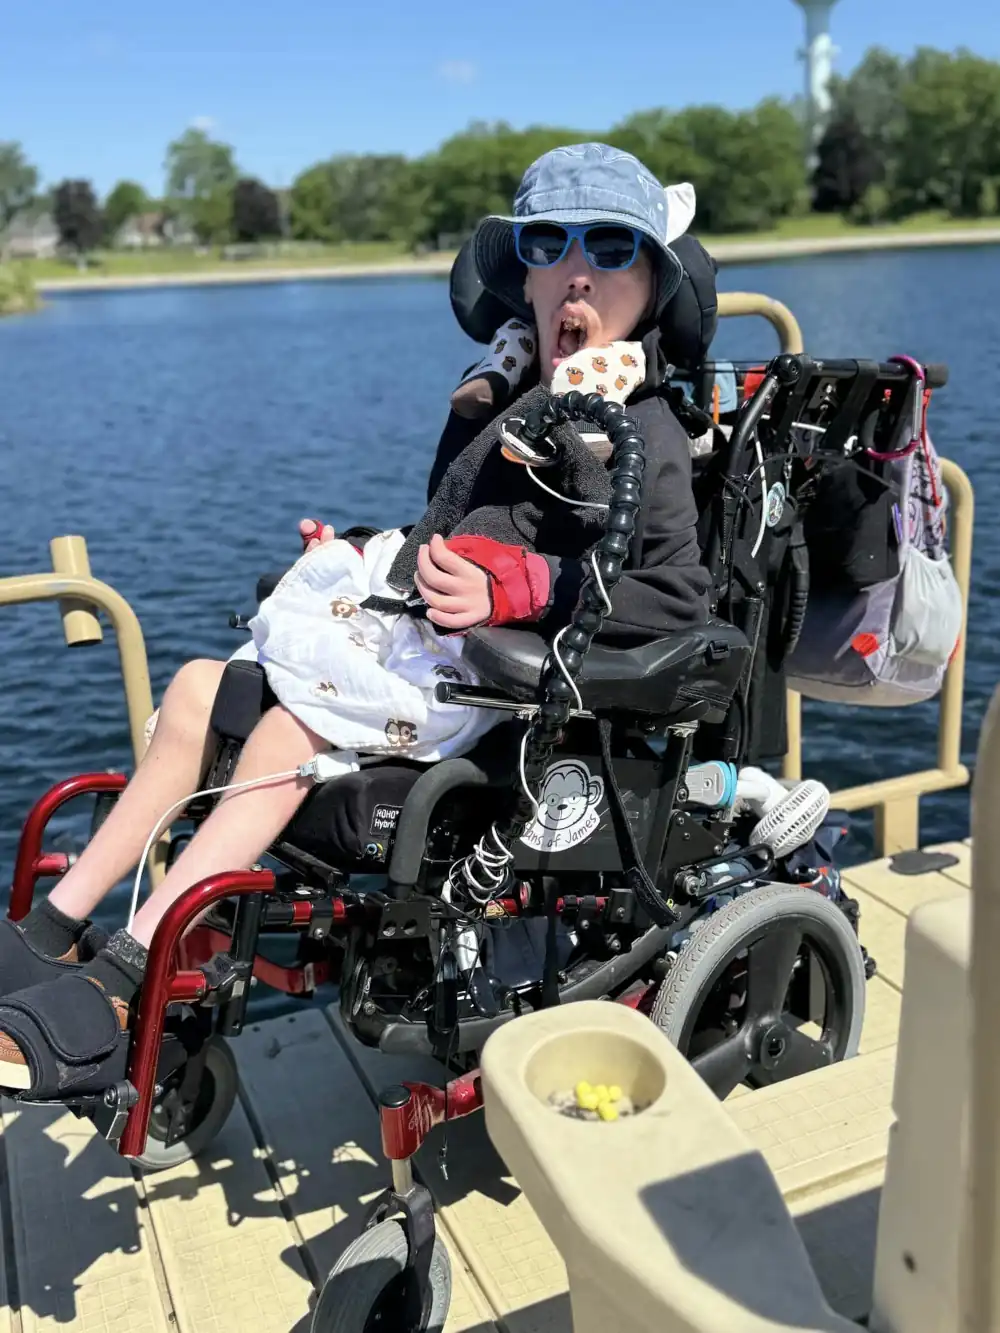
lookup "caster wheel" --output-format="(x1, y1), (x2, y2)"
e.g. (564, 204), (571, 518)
(311, 1219), (452, 1332)
(133, 1036), (239, 1173)
(652, 884), (866, 1100)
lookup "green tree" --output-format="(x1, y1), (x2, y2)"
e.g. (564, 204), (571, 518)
(417, 123), (584, 244)
(164, 127), (238, 243)
(615, 99), (805, 233)
(0, 141), (39, 233)
(290, 154), (425, 245)
(289, 163), (337, 242)
(103, 180), (149, 239)
(893, 48), (1000, 216)
(813, 111), (881, 212)
(827, 47), (908, 195)
(231, 177), (281, 241)
(52, 179), (103, 258)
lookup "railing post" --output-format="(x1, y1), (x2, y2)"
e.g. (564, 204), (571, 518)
(0, 539), (165, 885)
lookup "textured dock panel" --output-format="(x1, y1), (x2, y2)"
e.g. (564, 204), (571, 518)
(728, 1047), (895, 1198)
(2, 1101), (169, 1333)
(236, 1009), (497, 1333)
(139, 1096), (313, 1333)
(844, 847), (968, 921)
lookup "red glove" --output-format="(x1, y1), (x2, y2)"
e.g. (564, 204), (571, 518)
(443, 535), (551, 626)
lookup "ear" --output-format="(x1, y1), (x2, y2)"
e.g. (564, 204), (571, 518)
(522, 268), (534, 308)
(664, 182), (696, 244)
(587, 777), (604, 805)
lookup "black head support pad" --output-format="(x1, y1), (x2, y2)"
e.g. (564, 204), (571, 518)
(449, 231), (719, 371)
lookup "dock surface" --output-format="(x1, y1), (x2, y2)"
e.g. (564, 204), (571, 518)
(0, 843), (971, 1332)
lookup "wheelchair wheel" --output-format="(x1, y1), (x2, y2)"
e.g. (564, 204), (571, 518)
(651, 884), (866, 1101)
(133, 1036), (239, 1173)
(311, 1220), (452, 1333)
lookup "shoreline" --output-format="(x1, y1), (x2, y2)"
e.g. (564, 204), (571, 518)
(31, 226), (1000, 295)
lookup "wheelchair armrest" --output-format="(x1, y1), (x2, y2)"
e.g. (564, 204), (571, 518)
(256, 570), (288, 603)
(463, 623), (750, 720)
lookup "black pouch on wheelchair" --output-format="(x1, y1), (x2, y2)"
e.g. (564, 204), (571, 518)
(802, 466), (900, 593)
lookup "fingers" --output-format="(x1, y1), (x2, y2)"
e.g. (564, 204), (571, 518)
(426, 605), (482, 629)
(416, 542), (462, 595)
(301, 520), (335, 552)
(427, 533), (474, 575)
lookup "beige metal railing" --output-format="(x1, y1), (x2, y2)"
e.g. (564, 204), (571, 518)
(0, 535), (167, 883)
(717, 291), (973, 857)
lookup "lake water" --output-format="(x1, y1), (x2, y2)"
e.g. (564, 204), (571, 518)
(3, 244), (1000, 923)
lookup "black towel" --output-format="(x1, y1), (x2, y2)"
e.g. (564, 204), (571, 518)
(384, 384), (614, 596)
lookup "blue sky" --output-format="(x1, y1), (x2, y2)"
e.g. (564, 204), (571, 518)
(2, 0), (995, 198)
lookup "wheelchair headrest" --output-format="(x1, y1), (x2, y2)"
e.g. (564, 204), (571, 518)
(449, 231), (719, 371)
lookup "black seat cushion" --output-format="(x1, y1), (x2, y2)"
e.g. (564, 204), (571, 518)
(283, 763), (425, 867)
(281, 722), (520, 869)
(462, 621), (749, 721)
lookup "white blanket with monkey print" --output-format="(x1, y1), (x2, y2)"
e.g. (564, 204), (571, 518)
(228, 529), (502, 762)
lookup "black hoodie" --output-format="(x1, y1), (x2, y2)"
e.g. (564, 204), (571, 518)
(416, 332), (712, 642)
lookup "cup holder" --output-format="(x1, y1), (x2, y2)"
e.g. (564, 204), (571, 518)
(525, 1029), (668, 1118)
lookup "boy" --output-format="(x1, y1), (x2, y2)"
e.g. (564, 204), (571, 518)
(0, 143), (711, 1095)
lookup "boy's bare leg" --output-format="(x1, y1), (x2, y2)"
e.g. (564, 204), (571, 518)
(47, 659), (227, 923)
(126, 704), (322, 949)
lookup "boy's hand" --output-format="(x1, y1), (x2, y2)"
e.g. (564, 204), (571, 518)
(300, 518), (335, 552)
(416, 534), (491, 629)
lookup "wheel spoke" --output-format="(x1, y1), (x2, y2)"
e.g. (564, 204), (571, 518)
(746, 921), (804, 1018)
(691, 1034), (752, 1099)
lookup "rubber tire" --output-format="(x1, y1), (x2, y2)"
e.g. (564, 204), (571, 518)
(311, 1220), (452, 1333)
(132, 1036), (239, 1174)
(651, 884), (866, 1072)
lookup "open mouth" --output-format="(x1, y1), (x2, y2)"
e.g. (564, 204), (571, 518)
(555, 310), (590, 360)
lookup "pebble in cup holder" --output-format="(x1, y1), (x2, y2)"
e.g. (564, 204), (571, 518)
(524, 1029), (668, 1121)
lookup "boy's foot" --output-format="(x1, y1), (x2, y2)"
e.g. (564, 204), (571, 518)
(0, 930), (145, 1096)
(0, 899), (107, 998)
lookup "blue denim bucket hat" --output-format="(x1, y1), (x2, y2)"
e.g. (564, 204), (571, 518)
(473, 142), (695, 322)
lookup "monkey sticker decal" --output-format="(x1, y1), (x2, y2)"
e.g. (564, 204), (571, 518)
(519, 759), (605, 853)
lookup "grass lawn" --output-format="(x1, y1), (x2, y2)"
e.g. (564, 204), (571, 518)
(19, 212), (1000, 286)
(24, 240), (413, 282)
(702, 210), (1000, 247)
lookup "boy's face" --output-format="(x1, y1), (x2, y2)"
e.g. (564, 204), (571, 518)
(524, 240), (654, 383)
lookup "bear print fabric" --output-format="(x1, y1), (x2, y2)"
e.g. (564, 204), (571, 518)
(455, 318), (645, 409)
(228, 529), (502, 762)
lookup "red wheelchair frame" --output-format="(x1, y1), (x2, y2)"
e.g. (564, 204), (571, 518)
(9, 771), (486, 1169)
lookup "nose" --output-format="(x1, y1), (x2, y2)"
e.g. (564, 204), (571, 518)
(559, 238), (594, 296)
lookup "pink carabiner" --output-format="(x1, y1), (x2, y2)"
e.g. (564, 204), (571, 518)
(866, 355), (926, 462)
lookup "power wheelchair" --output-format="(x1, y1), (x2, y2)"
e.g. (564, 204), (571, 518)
(7, 235), (949, 1330)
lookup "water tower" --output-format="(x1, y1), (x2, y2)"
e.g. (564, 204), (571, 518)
(792, 0), (841, 163)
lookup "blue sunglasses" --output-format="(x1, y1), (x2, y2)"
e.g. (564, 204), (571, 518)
(514, 221), (642, 272)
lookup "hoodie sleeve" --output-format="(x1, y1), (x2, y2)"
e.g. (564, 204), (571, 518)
(427, 409), (481, 503)
(539, 395), (712, 641)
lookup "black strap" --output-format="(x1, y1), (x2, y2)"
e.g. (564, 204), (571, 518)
(597, 718), (680, 926)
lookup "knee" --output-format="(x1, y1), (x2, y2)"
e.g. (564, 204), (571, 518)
(159, 659), (225, 735)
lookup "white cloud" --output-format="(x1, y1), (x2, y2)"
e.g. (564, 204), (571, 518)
(189, 115), (216, 133)
(437, 60), (477, 86)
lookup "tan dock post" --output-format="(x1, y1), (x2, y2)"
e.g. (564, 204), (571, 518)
(49, 534), (103, 646)
(961, 682), (1000, 1333)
